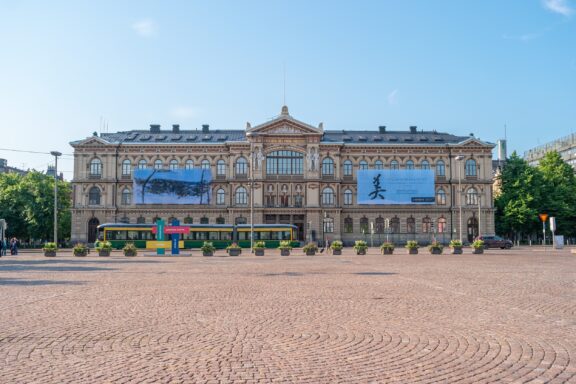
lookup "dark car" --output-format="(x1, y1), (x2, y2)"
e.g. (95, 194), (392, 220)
(476, 235), (513, 249)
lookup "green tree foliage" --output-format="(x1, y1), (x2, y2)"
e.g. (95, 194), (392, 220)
(0, 171), (71, 242)
(495, 151), (576, 240)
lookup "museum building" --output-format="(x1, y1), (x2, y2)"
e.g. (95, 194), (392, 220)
(70, 106), (495, 245)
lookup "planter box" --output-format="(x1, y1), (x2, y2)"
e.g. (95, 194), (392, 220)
(429, 249), (442, 255)
(98, 250), (111, 257)
(473, 248), (484, 254)
(74, 251), (88, 257)
(203, 251), (214, 257)
(407, 248), (418, 254)
(254, 249), (265, 256)
(44, 251), (56, 257)
(227, 249), (241, 256)
(124, 251), (137, 257)
(331, 249), (342, 255)
(355, 249), (366, 255)
(451, 247), (463, 255)
(280, 249), (290, 256)
(381, 249), (394, 255)
(305, 250), (316, 256)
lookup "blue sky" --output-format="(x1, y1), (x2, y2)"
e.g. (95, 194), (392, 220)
(1, 1), (574, 178)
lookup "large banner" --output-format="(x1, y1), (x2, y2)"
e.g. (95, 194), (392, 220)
(357, 169), (435, 205)
(133, 169), (211, 205)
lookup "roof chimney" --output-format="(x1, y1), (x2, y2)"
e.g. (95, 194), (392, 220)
(150, 124), (161, 133)
(172, 124), (180, 133)
(379, 125), (386, 133)
(202, 124), (209, 133)
(409, 125), (417, 133)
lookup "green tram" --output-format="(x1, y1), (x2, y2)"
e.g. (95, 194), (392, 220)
(97, 223), (299, 249)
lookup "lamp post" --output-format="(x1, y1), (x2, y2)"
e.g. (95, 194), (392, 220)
(50, 151), (62, 245)
(477, 193), (481, 238)
(250, 144), (254, 252)
(455, 155), (464, 242)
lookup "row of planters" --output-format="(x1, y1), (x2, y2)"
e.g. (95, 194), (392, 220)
(42, 241), (136, 257)
(356, 239), (485, 255)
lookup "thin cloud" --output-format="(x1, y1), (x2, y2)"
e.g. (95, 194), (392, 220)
(131, 19), (158, 37)
(170, 106), (200, 120)
(542, 0), (574, 16)
(387, 89), (399, 106)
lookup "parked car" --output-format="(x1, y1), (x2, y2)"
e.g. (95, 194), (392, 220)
(475, 235), (513, 249)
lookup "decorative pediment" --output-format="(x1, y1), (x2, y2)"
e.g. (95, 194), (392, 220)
(455, 137), (495, 148)
(70, 136), (111, 147)
(247, 106), (323, 136)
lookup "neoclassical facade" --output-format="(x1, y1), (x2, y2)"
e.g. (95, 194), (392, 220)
(70, 106), (495, 245)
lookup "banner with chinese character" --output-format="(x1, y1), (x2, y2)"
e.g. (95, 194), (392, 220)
(133, 169), (211, 205)
(357, 170), (435, 205)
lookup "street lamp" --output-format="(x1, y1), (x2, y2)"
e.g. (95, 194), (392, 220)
(50, 151), (62, 245)
(455, 155), (464, 242)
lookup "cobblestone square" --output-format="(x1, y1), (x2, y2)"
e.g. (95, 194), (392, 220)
(1, 247), (575, 383)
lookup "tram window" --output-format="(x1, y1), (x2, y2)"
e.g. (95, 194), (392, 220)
(221, 232), (232, 241)
(259, 231), (270, 240)
(196, 232), (207, 240)
(128, 231), (139, 240)
(270, 232), (279, 240)
(142, 231), (155, 240)
(282, 231), (291, 240)
(238, 232), (249, 240)
(108, 230), (127, 240)
(209, 231), (219, 240)
(182, 233), (193, 240)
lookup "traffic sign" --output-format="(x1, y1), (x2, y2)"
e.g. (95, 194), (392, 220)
(539, 213), (548, 222)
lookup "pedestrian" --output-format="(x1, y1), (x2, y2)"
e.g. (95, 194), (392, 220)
(0, 237), (3, 257)
(1, 238), (6, 256)
(10, 237), (18, 255)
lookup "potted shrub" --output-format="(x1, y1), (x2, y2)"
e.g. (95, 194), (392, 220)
(123, 242), (138, 257)
(201, 241), (216, 256)
(95, 241), (112, 256)
(428, 241), (443, 255)
(330, 240), (343, 255)
(472, 239), (484, 254)
(353, 240), (368, 255)
(253, 241), (266, 256)
(73, 243), (90, 257)
(449, 240), (463, 255)
(405, 240), (419, 254)
(226, 242), (242, 256)
(278, 240), (292, 256)
(42, 242), (57, 257)
(303, 242), (318, 256)
(380, 242), (395, 255)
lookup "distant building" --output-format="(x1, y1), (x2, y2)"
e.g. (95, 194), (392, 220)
(524, 132), (576, 169)
(46, 165), (64, 180)
(70, 106), (496, 244)
(0, 158), (27, 176)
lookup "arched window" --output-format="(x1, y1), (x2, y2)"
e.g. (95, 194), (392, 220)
(200, 217), (209, 224)
(137, 159), (147, 169)
(183, 216), (193, 224)
(121, 188), (131, 205)
(235, 157), (247, 176)
(324, 217), (334, 233)
(375, 160), (383, 170)
(406, 160), (415, 170)
(185, 160), (194, 170)
(201, 159), (210, 170)
(169, 159), (179, 170)
(154, 159), (163, 170)
(343, 160), (353, 176)
(390, 160), (399, 170)
(360, 217), (369, 234)
(437, 217), (446, 233)
(88, 186), (101, 205)
(407, 217), (416, 233)
(152, 216), (161, 223)
(119, 216), (130, 224)
(216, 217), (225, 224)
(216, 188), (225, 205)
(122, 159), (131, 176)
(344, 189), (353, 205)
(359, 160), (368, 170)
(266, 150), (304, 175)
(466, 187), (478, 205)
(235, 217), (247, 225)
(89, 158), (102, 177)
(217, 160), (226, 176)
(390, 217), (400, 233)
(465, 159), (477, 177)
(436, 188), (446, 205)
(235, 186), (248, 205)
(422, 217), (432, 233)
(322, 157), (334, 176)
(321, 187), (334, 205)
(137, 216), (146, 224)
(421, 160), (430, 170)
(375, 217), (384, 234)
(436, 160), (445, 177)
(344, 217), (353, 233)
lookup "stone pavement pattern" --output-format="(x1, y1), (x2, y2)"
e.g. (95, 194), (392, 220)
(0, 247), (575, 383)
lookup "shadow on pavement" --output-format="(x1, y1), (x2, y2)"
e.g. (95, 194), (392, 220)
(354, 272), (397, 276)
(0, 277), (86, 286)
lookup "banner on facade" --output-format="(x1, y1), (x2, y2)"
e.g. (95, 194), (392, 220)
(357, 169), (435, 205)
(133, 169), (211, 205)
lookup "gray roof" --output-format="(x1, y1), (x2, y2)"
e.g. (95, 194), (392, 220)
(75, 129), (474, 146)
